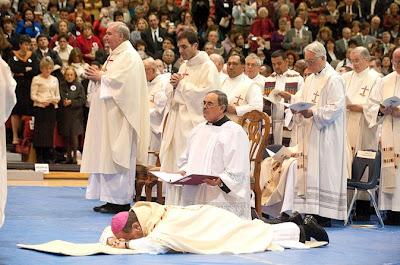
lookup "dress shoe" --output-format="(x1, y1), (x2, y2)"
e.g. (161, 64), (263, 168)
(313, 214), (332, 227)
(302, 215), (329, 243)
(93, 203), (109, 212)
(99, 203), (131, 214)
(288, 211), (303, 225)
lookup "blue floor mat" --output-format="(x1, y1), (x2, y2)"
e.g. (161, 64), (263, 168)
(1, 186), (400, 265)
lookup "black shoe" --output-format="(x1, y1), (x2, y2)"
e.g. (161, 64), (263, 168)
(99, 203), (131, 214)
(313, 215), (332, 227)
(93, 203), (109, 212)
(288, 211), (303, 225)
(303, 215), (329, 243)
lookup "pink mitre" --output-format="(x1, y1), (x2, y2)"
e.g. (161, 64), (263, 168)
(111, 211), (129, 234)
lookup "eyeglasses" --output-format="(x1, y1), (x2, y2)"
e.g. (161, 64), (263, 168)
(203, 101), (220, 108)
(350, 59), (366, 64)
(304, 57), (320, 64)
(391, 59), (400, 65)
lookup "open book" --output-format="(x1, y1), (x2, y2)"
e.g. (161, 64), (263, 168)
(149, 171), (216, 185)
(370, 96), (400, 108)
(263, 89), (282, 105)
(282, 102), (315, 112)
(266, 146), (293, 163)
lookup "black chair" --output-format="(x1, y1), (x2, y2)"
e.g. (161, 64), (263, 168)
(345, 149), (384, 227)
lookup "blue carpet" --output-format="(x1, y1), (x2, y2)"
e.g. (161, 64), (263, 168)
(1, 186), (400, 265)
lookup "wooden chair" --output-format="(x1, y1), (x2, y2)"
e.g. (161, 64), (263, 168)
(238, 110), (271, 216)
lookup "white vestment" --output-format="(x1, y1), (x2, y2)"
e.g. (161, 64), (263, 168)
(265, 70), (304, 144)
(0, 58), (17, 227)
(147, 73), (170, 165)
(292, 63), (347, 220)
(218, 70), (228, 85)
(365, 72), (400, 211)
(178, 119), (251, 219)
(100, 202), (304, 254)
(221, 73), (263, 122)
(250, 73), (268, 94)
(81, 41), (150, 204)
(160, 51), (220, 205)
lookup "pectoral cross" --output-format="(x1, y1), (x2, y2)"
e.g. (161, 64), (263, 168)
(359, 86), (369, 97)
(311, 91), (319, 103)
(150, 94), (155, 103)
(234, 95), (244, 106)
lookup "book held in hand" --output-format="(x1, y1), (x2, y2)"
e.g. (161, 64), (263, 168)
(149, 171), (216, 185)
(266, 146), (293, 163)
(381, 96), (400, 108)
(263, 88), (282, 105)
(282, 102), (315, 112)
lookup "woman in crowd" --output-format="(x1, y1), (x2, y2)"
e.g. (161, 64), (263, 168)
(233, 32), (250, 58)
(271, 18), (287, 52)
(205, 25), (225, 56)
(0, 28), (13, 63)
(59, 67), (86, 164)
(351, 20), (360, 37)
(159, 8), (170, 30)
(130, 18), (148, 47)
(16, 9), (43, 38)
(75, 16), (85, 37)
(391, 22), (399, 40)
(381, 55), (392, 76)
(54, 33), (73, 70)
(176, 11), (197, 32)
(43, 2), (60, 33)
(277, 4), (291, 30)
(286, 50), (299, 70)
(49, 19), (75, 49)
(73, 23), (103, 64)
(383, 3), (400, 31)
(30, 57), (60, 163)
(249, 7), (275, 51)
(3, 17), (20, 51)
(135, 39), (148, 56)
(9, 35), (38, 145)
(325, 37), (338, 64)
(69, 0), (92, 23)
(199, 16), (224, 41)
(66, 47), (88, 82)
(316, 26), (332, 46)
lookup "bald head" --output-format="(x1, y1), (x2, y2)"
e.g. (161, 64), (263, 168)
(210, 54), (225, 72)
(393, 48), (400, 74)
(143, 57), (159, 81)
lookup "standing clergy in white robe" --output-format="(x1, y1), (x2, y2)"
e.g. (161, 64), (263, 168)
(245, 53), (268, 93)
(221, 54), (263, 123)
(0, 57), (17, 228)
(291, 42), (347, 223)
(209, 53), (228, 85)
(265, 50), (304, 145)
(82, 22), (150, 214)
(365, 48), (400, 225)
(177, 90), (251, 219)
(143, 58), (171, 165)
(161, 30), (220, 205)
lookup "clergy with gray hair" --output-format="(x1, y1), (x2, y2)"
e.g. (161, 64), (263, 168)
(290, 41), (347, 226)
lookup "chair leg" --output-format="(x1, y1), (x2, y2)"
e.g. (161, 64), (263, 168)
(157, 181), (164, 204)
(367, 189), (384, 228)
(135, 173), (146, 202)
(145, 180), (157, 202)
(345, 189), (358, 226)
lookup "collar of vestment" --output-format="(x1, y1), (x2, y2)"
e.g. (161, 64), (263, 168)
(354, 67), (370, 78)
(207, 115), (230, 126)
(186, 51), (209, 67)
(230, 72), (245, 82)
(110, 40), (131, 56)
(315, 63), (328, 76)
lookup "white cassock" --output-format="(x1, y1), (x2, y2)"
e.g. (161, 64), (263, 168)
(0, 58), (17, 228)
(292, 63), (347, 220)
(221, 73), (263, 122)
(81, 41), (150, 205)
(265, 70), (304, 145)
(178, 118), (251, 219)
(160, 51), (220, 205)
(218, 70), (228, 85)
(147, 73), (171, 165)
(364, 71), (400, 211)
(100, 202), (305, 254)
(250, 73), (268, 93)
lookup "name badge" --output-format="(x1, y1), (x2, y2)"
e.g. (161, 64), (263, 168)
(70, 85), (77, 91)
(223, 3), (229, 8)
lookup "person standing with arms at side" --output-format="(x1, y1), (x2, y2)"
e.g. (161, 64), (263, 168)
(0, 57), (17, 228)
(82, 22), (150, 214)
(160, 30), (220, 205)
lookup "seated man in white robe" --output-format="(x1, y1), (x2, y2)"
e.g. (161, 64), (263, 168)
(99, 201), (329, 254)
(177, 90), (251, 219)
(221, 54), (263, 123)
(143, 57), (171, 165)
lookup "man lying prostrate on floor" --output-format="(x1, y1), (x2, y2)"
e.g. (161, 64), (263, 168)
(99, 201), (329, 254)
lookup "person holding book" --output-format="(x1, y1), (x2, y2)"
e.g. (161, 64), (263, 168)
(341, 47), (381, 221)
(177, 90), (251, 220)
(290, 41), (347, 227)
(264, 50), (304, 146)
(365, 47), (400, 225)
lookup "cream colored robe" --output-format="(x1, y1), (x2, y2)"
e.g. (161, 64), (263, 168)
(221, 73), (263, 122)
(291, 63), (347, 220)
(365, 72), (400, 211)
(265, 70), (304, 145)
(178, 120), (251, 219)
(160, 51), (220, 205)
(0, 58), (17, 227)
(250, 73), (268, 93)
(81, 41), (149, 204)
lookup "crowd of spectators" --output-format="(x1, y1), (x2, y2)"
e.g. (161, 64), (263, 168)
(1, 0), (399, 163)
